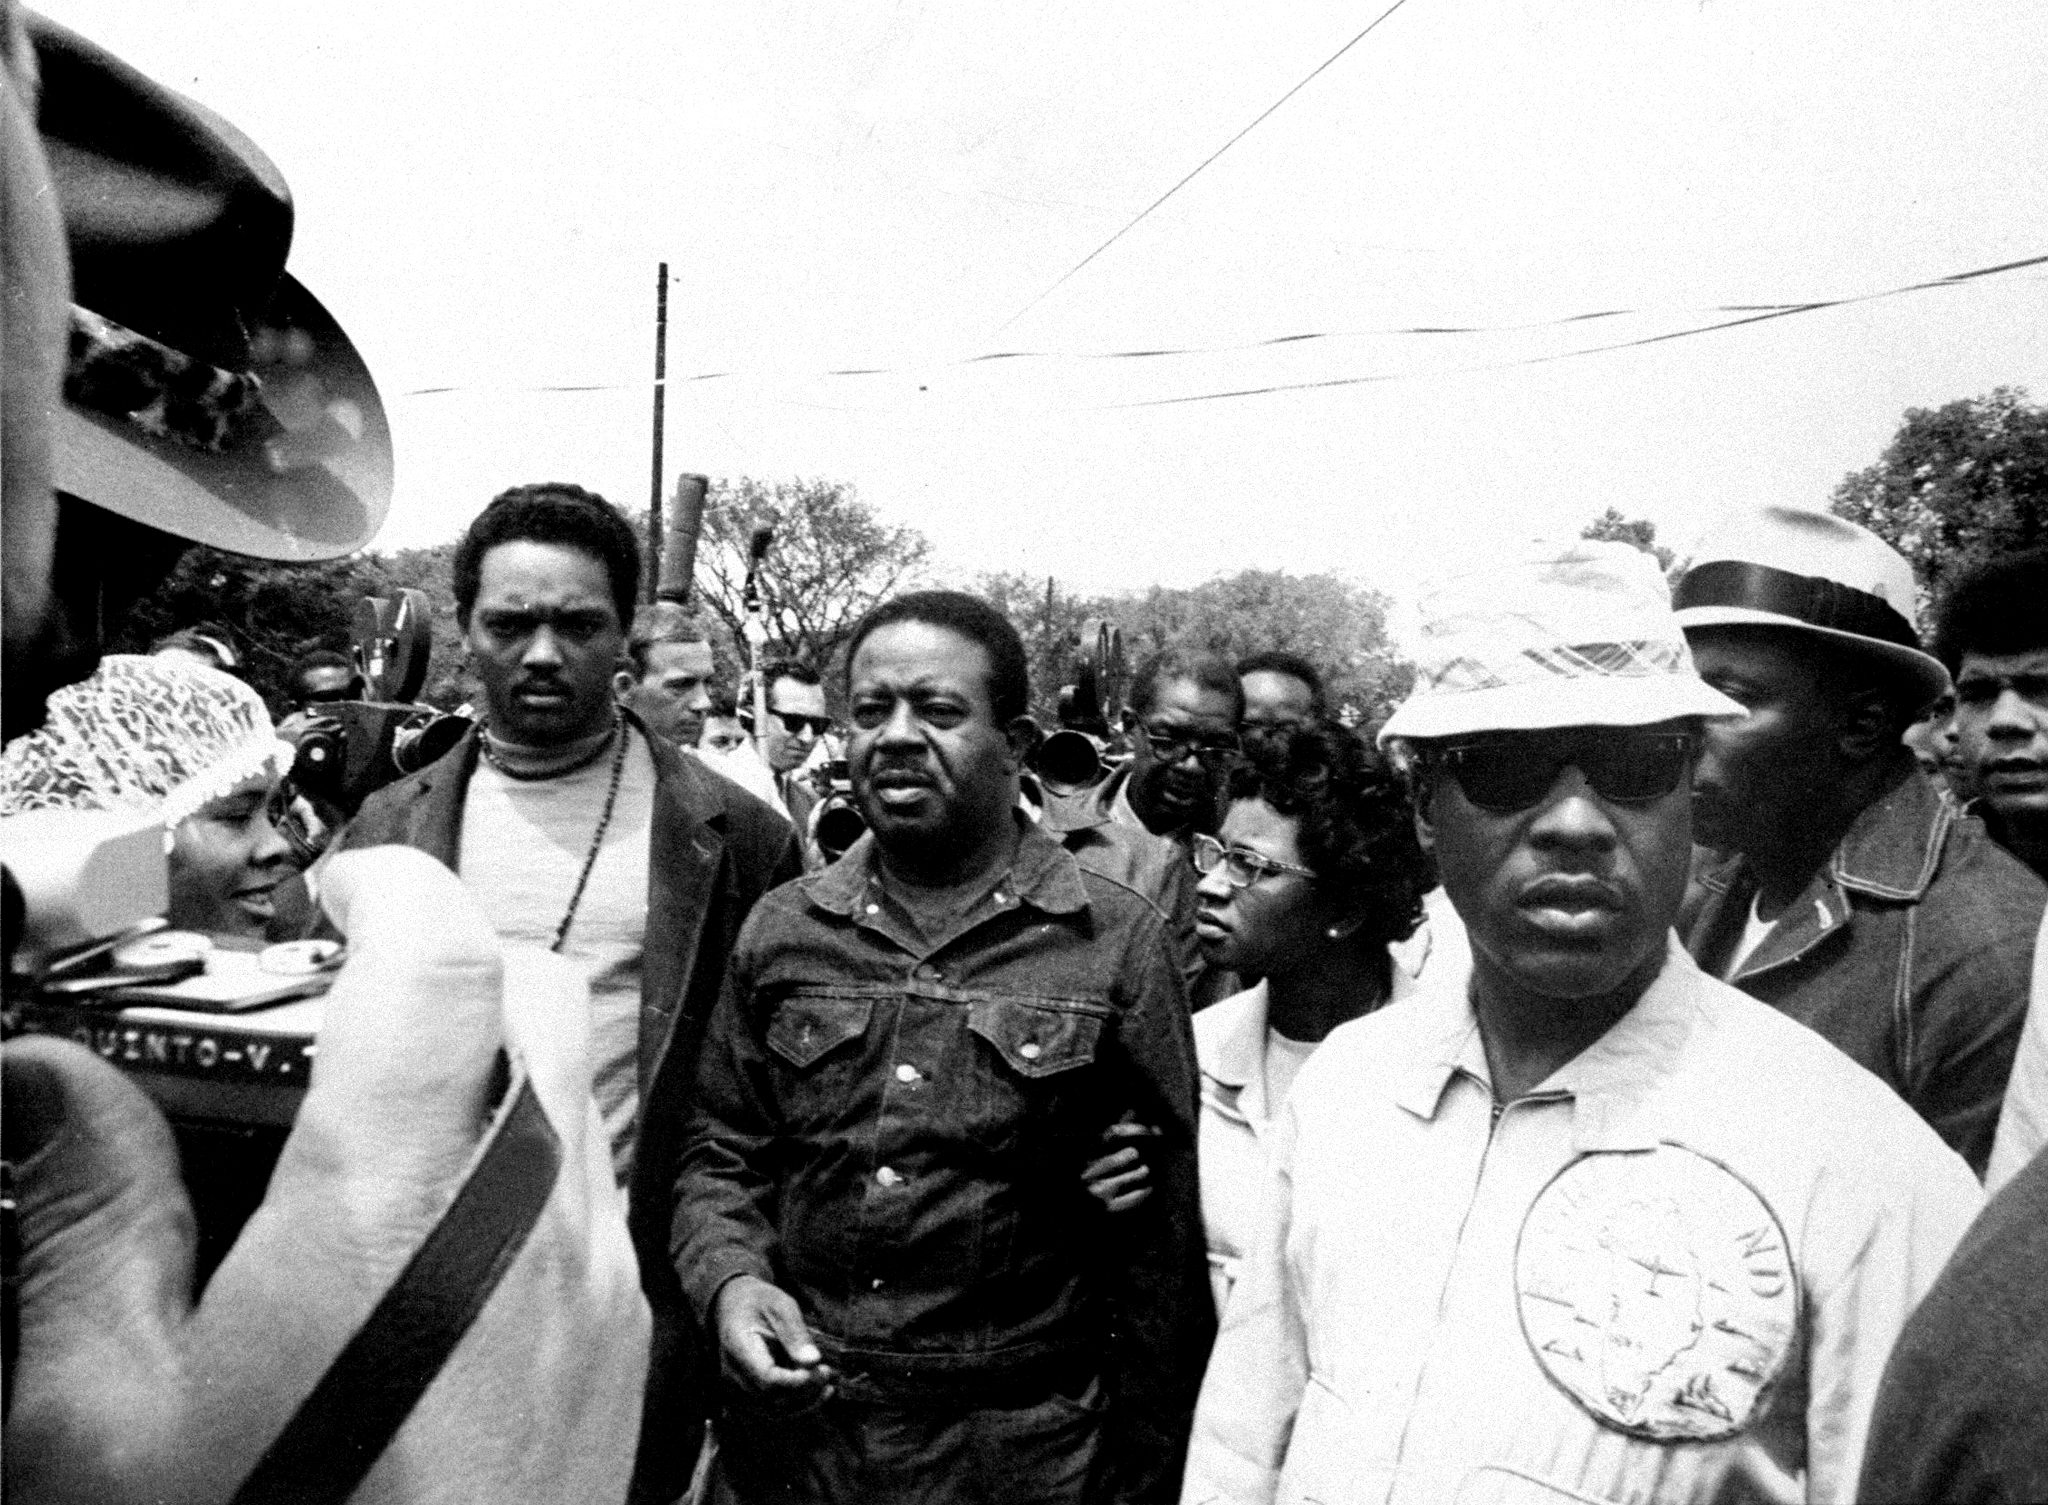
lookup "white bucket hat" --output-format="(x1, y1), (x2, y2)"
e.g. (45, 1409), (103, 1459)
(1378, 540), (1743, 745)
(1670, 504), (1949, 711)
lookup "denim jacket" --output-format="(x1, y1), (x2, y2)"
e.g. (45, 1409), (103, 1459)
(674, 821), (1213, 1503)
(1681, 767), (2047, 1174)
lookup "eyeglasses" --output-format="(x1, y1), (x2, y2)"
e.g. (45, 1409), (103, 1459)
(1436, 731), (1696, 813)
(742, 710), (832, 738)
(1191, 832), (1318, 888)
(1141, 725), (1240, 767)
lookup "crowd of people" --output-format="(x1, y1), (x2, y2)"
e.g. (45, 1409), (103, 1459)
(7, 10), (2048, 1505)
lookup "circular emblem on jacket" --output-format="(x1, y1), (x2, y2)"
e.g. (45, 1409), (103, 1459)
(1515, 1144), (1798, 1442)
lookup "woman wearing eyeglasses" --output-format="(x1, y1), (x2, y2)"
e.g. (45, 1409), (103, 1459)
(1189, 719), (1434, 1313)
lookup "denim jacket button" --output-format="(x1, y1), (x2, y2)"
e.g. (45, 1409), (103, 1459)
(895, 1063), (921, 1084)
(1019, 1041), (1042, 1061)
(876, 1165), (903, 1187)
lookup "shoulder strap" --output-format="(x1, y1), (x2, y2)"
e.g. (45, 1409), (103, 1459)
(230, 1068), (561, 1505)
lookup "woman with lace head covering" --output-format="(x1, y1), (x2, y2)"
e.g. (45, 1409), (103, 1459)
(2, 654), (297, 938)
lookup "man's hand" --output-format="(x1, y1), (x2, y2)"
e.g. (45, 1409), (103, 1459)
(1081, 1111), (1161, 1213)
(714, 1273), (835, 1398)
(2, 846), (651, 1503)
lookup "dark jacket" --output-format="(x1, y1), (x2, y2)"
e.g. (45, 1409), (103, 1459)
(1044, 766), (1233, 1007)
(337, 714), (801, 1498)
(1680, 767), (2047, 1174)
(676, 822), (1214, 1504)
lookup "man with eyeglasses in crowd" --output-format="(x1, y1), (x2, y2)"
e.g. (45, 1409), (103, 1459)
(1050, 647), (1242, 1005)
(1181, 539), (1978, 1505)
(1235, 650), (1324, 752)
(742, 658), (834, 843)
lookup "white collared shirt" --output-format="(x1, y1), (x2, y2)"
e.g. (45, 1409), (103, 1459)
(1182, 937), (1980, 1505)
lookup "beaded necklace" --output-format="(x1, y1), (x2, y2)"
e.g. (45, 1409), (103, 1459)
(478, 717), (631, 952)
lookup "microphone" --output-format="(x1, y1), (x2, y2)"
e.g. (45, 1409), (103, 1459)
(655, 474), (707, 604)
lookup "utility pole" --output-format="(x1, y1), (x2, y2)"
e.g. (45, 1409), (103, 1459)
(645, 262), (669, 603)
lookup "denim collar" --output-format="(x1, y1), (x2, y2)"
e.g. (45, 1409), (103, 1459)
(1828, 765), (1948, 902)
(801, 814), (1091, 920)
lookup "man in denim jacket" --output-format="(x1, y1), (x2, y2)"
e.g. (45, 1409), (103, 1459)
(675, 591), (1212, 1504)
(1674, 504), (2048, 1174)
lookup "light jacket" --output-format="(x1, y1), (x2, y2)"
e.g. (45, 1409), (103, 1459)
(1181, 937), (1981, 1505)
(1680, 766), (2046, 1174)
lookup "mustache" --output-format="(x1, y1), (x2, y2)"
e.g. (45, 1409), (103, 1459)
(1518, 874), (1624, 910)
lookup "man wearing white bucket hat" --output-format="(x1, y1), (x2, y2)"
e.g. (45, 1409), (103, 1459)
(1672, 505), (2047, 1175)
(1180, 539), (1979, 1505)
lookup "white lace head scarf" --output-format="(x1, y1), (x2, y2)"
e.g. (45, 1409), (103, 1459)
(1, 654), (293, 828)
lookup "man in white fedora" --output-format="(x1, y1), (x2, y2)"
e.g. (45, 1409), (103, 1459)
(1180, 539), (1979, 1505)
(1672, 504), (2047, 1175)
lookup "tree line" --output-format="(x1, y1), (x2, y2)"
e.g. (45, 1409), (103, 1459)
(116, 386), (2048, 720)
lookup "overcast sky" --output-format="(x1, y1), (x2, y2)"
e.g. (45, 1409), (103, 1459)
(43, 1), (2048, 603)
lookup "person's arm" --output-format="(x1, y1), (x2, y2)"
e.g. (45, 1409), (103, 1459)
(1986, 909), (2048, 1192)
(1907, 879), (2040, 1176)
(1095, 913), (1215, 1505)
(1178, 1104), (1308, 1505)
(1801, 1136), (1982, 1500)
(3, 847), (651, 1503)
(670, 909), (830, 1400)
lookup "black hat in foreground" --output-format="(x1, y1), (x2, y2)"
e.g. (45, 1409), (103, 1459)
(32, 12), (392, 560)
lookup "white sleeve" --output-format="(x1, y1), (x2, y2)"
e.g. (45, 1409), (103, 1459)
(1179, 1097), (1308, 1505)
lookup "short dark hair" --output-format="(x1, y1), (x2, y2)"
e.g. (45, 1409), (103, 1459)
(624, 601), (711, 677)
(1934, 548), (2048, 674)
(1236, 649), (1327, 715)
(1226, 719), (1430, 951)
(704, 685), (739, 719)
(762, 658), (823, 693)
(288, 648), (359, 690)
(452, 483), (640, 631)
(1129, 647), (1244, 722)
(842, 591), (1030, 725)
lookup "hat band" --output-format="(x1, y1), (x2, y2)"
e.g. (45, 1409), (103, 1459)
(66, 305), (263, 455)
(1673, 560), (1919, 651)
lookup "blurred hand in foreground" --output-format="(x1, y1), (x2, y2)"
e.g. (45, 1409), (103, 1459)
(3, 846), (650, 1503)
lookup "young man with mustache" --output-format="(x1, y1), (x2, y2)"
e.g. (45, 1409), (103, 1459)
(336, 484), (801, 1501)
(676, 590), (1212, 1504)
(1181, 541), (1979, 1505)
(1672, 505), (2047, 1175)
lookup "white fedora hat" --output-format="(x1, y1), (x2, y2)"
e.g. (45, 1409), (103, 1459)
(1378, 540), (1743, 745)
(1670, 504), (1949, 710)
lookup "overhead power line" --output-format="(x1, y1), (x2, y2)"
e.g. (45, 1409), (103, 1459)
(992, 0), (1413, 334)
(394, 251), (2047, 402)
(1101, 250), (2048, 408)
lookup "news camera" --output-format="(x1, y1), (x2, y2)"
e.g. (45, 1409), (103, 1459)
(1032, 618), (1130, 797)
(810, 757), (866, 864)
(287, 590), (472, 816)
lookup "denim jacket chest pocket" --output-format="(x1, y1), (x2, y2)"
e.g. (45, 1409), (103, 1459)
(764, 990), (877, 1130)
(959, 993), (1113, 1151)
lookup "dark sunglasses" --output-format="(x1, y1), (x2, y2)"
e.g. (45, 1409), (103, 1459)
(742, 710), (832, 738)
(1140, 726), (1240, 767)
(1436, 731), (1696, 813)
